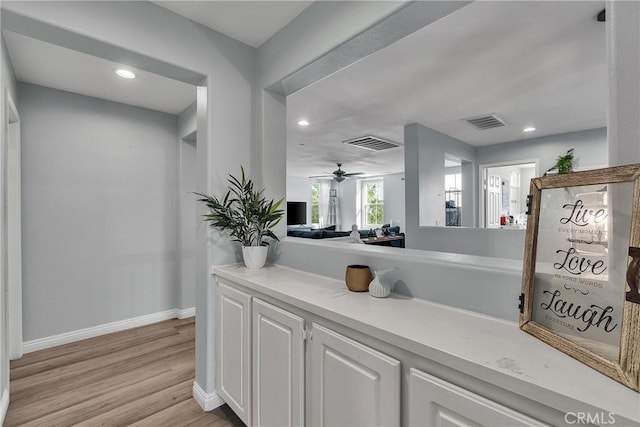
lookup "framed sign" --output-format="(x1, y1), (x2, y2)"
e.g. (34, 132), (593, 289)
(519, 164), (640, 391)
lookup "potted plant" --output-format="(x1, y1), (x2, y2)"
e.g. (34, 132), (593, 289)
(544, 148), (574, 176)
(196, 167), (284, 269)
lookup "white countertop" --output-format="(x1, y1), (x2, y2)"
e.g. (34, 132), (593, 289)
(213, 264), (639, 424)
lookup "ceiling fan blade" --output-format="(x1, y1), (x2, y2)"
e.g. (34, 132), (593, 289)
(308, 174), (333, 179)
(343, 172), (364, 177)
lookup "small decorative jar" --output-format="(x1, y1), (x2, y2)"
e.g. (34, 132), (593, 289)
(345, 265), (372, 292)
(369, 267), (400, 298)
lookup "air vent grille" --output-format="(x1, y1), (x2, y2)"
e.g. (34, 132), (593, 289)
(464, 114), (507, 130)
(343, 135), (400, 151)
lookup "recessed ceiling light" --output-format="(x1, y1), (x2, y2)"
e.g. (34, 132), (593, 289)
(297, 120), (309, 126)
(115, 69), (136, 79)
(523, 127), (536, 133)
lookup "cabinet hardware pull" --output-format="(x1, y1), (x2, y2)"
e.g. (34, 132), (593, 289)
(303, 329), (313, 341)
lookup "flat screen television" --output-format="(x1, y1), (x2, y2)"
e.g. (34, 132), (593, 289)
(287, 201), (307, 226)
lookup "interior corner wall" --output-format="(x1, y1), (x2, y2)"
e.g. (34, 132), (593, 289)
(607, 1), (640, 166)
(1, 38), (18, 104)
(179, 139), (196, 311)
(178, 101), (197, 140)
(177, 103), (197, 311)
(409, 123), (476, 227)
(383, 173), (405, 230)
(404, 123), (525, 259)
(19, 83), (179, 341)
(0, 34), (18, 422)
(338, 179), (357, 230)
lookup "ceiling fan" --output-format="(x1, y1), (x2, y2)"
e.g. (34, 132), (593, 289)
(310, 163), (364, 182)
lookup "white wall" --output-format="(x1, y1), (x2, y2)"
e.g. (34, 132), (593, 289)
(607, 1), (640, 166)
(19, 83), (179, 340)
(476, 128), (607, 173)
(403, 126), (609, 259)
(178, 139), (196, 311)
(2, 0), (256, 394)
(338, 179), (357, 231)
(178, 139), (195, 310)
(407, 123), (476, 228)
(383, 173), (405, 230)
(257, 1), (408, 90)
(177, 102), (196, 310)
(178, 103), (197, 311)
(256, 1), (470, 237)
(0, 35), (19, 423)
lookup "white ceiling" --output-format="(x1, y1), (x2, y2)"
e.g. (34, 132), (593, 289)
(152, 1), (313, 48)
(3, 31), (196, 115)
(287, 1), (607, 178)
(3, 1), (314, 115)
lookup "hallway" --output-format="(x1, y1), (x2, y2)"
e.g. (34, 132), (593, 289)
(5, 318), (243, 426)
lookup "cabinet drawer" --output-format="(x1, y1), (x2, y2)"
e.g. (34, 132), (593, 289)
(409, 368), (548, 427)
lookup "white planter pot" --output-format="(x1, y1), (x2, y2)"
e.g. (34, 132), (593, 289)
(242, 246), (269, 269)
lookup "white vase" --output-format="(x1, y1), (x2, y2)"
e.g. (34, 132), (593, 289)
(242, 246), (269, 269)
(369, 267), (400, 298)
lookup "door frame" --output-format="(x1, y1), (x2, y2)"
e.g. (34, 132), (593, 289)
(478, 159), (538, 229)
(4, 89), (22, 360)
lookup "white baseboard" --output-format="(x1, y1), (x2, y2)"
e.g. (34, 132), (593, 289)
(0, 388), (9, 426)
(177, 307), (195, 319)
(23, 308), (193, 354)
(192, 381), (225, 411)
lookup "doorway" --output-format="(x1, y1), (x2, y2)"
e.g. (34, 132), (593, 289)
(480, 161), (537, 228)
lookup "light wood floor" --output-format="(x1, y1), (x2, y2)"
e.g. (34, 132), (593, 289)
(6, 318), (245, 426)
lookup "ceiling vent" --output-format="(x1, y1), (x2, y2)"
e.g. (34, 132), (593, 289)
(343, 135), (400, 151)
(464, 114), (507, 130)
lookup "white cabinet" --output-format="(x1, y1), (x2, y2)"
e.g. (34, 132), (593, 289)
(408, 368), (548, 427)
(216, 282), (252, 425)
(252, 298), (305, 427)
(216, 276), (548, 427)
(310, 323), (401, 427)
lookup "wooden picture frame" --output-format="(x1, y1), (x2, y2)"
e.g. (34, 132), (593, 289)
(520, 164), (640, 391)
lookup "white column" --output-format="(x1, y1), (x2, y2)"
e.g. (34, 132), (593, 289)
(607, 0), (640, 166)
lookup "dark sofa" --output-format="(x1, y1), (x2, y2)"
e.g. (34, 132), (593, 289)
(286, 225), (350, 239)
(287, 225), (402, 241)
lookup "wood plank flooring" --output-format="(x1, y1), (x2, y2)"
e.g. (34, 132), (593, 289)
(5, 318), (245, 426)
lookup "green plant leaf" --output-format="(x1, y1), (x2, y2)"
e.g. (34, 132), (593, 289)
(194, 167), (285, 246)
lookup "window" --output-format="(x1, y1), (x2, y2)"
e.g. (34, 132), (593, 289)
(361, 179), (384, 228)
(445, 172), (462, 227)
(445, 173), (462, 208)
(311, 182), (320, 224)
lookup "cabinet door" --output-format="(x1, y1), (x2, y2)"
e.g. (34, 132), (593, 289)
(252, 298), (305, 427)
(216, 282), (252, 425)
(408, 368), (548, 427)
(310, 323), (400, 426)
